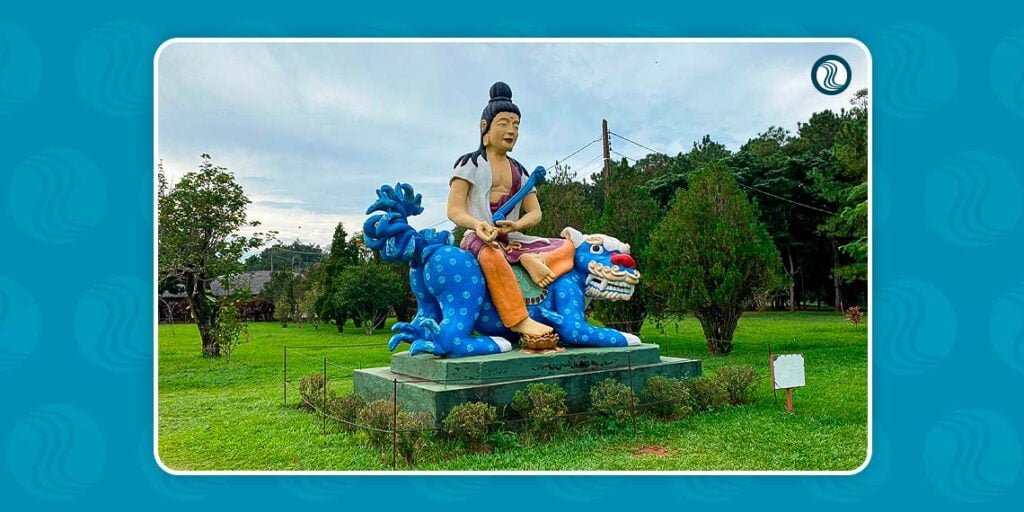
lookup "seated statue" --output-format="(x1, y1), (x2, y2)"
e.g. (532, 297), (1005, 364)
(362, 81), (642, 358)
(446, 81), (574, 346)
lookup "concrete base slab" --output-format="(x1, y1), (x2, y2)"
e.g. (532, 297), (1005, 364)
(353, 344), (701, 425)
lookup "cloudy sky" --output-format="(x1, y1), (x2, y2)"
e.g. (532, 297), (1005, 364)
(157, 40), (868, 249)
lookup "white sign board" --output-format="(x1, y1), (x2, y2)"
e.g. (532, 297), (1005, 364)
(772, 354), (805, 390)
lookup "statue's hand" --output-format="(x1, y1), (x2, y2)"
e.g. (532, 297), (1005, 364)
(495, 220), (518, 235)
(476, 220), (499, 244)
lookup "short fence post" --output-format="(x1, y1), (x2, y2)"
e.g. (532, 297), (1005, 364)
(626, 351), (638, 435)
(282, 346), (288, 407)
(392, 378), (399, 470)
(322, 358), (328, 435)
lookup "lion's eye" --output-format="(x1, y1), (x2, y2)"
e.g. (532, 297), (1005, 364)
(590, 245), (603, 254)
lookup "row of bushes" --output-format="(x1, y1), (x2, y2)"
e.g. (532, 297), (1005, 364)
(299, 375), (434, 464)
(298, 365), (760, 462)
(443, 365), (759, 448)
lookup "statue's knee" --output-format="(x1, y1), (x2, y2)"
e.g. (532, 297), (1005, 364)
(477, 246), (502, 264)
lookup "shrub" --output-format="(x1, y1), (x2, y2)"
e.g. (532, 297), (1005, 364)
(511, 383), (568, 440)
(589, 378), (633, 429)
(443, 402), (497, 451)
(688, 376), (729, 412)
(358, 399), (394, 447)
(642, 376), (692, 420)
(397, 410), (434, 465)
(716, 366), (760, 405)
(486, 430), (520, 451)
(214, 304), (248, 364)
(846, 306), (863, 326)
(357, 401), (435, 465)
(326, 393), (366, 432)
(299, 373), (328, 411)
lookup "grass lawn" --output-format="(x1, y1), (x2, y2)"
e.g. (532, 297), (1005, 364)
(157, 311), (868, 472)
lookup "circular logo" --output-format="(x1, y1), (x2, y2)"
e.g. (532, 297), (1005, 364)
(812, 54), (852, 95)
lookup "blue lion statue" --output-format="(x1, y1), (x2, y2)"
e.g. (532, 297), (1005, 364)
(363, 183), (642, 358)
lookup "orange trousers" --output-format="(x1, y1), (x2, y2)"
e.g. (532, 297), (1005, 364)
(477, 240), (576, 327)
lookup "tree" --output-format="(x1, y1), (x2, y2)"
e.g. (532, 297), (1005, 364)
(214, 274), (252, 362)
(316, 222), (363, 331)
(644, 135), (731, 206)
(263, 269), (303, 327)
(732, 126), (830, 311)
(592, 158), (665, 333)
(336, 261), (406, 334)
(298, 262), (324, 328)
(215, 304), (248, 363)
(244, 240), (325, 271)
(646, 161), (785, 355)
(823, 89), (868, 284)
(388, 263), (418, 322)
(805, 90), (869, 308)
(158, 154), (266, 357)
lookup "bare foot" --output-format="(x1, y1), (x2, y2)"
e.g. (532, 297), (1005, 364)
(520, 253), (556, 287)
(509, 316), (553, 336)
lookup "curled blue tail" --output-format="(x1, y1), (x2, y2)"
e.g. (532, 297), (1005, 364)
(363, 183), (453, 268)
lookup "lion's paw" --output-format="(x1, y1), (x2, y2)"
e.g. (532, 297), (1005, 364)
(621, 332), (642, 346)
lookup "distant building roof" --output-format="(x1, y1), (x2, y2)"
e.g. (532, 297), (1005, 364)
(160, 270), (274, 299)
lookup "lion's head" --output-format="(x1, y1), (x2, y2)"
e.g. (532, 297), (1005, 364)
(561, 227), (641, 301)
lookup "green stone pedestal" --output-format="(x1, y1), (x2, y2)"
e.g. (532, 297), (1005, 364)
(353, 343), (700, 425)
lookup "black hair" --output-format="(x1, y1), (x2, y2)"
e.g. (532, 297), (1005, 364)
(454, 82), (522, 168)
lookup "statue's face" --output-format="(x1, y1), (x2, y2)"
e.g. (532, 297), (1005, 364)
(482, 112), (519, 153)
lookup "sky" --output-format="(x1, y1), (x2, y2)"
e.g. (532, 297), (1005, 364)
(157, 40), (869, 250)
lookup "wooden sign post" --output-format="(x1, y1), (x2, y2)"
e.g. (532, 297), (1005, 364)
(769, 353), (805, 414)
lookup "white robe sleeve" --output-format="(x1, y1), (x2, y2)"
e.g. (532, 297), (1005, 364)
(450, 159), (492, 228)
(450, 160), (476, 186)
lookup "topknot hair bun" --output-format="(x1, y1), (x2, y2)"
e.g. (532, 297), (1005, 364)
(489, 81), (513, 102)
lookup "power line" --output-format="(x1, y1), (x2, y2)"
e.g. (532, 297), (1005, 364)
(575, 153), (605, 170)
(609, 131), (664, 156)
(575, 158), (608, 177)
(550, 138), (601, 168)
(265, 246), (324, 256)
(608, 130), (835, 216)
(611, 149), (638, 163)
(736, 182), (836, 215)
(424, 218), (455, 229)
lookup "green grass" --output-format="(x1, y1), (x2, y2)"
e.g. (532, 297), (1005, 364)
(157, 312), (868, 471)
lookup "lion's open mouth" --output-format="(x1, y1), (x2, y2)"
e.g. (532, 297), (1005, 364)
(585, 260), (640, 300)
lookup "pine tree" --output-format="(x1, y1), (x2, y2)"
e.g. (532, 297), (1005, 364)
(316, 222), (363, 331)
(646, 161), (786, 355)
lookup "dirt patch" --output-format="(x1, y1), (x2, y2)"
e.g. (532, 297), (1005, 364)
(633, 445), (670, 457)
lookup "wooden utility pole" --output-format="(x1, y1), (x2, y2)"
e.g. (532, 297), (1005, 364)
(601, 119), (611, 194)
